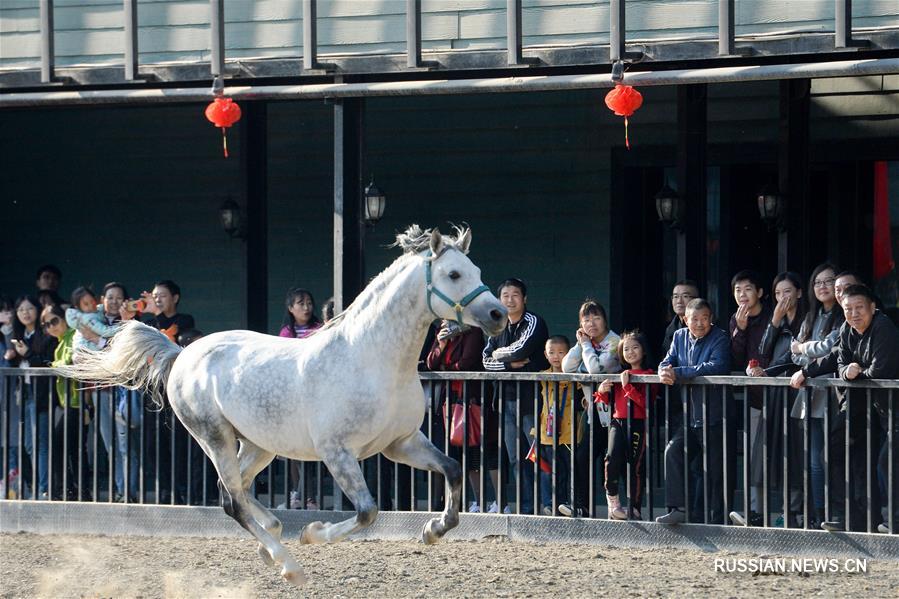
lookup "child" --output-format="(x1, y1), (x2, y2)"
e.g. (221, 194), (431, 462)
(533, 335), (579, 515)
(594, 330), (655, 520)
(278, 288), (323, 339)
(65, 286), (119, 352)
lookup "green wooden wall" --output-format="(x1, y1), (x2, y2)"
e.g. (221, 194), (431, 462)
(3, 0), (897, 70)
(1, 78), (896, 339)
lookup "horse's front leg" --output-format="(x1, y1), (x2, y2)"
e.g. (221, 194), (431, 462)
(299, 449), (378, 545)
(383, 431), (462, 544)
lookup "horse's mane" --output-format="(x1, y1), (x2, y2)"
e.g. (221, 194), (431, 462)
(321, 224), (469, 330)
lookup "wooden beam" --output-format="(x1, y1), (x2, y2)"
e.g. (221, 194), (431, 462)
(243, 102), (269, 333)
(303, 0), (318, 71)
(332, 99), (365, 315)
(210, 0), (225, 77)
(40, 0), (54, 83)
(779, 78), (811, 274)
(407, 0), (422, 68)
(124, 0), (139, 81)
(677, 84), (708, 290)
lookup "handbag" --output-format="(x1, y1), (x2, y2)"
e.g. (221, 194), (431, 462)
(444, 401), (481, 447)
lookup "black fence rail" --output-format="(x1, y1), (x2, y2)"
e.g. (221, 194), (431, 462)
(1, 368), (895, 535)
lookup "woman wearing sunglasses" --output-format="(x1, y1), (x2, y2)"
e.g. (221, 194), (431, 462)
(42, 304), (89, 499)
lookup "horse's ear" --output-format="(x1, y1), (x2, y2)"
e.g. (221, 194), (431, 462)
(429, 228), (443, 255)
(457, 228), (472, 255)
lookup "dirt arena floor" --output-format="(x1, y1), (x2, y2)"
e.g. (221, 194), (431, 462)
(1, 532), (897, 598)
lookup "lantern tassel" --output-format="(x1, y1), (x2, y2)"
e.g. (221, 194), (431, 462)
(624, 116), (630, 150)
(221, 127), (229, 158)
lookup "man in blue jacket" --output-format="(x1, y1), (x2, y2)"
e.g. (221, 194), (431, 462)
(656, 298), (734, 524)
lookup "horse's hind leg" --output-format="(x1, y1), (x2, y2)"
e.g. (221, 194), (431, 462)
(235, 439), (283, 565)
(383, 431), (462, 544)
(299, 448), (378, 545)
(192, 428), (305, 586)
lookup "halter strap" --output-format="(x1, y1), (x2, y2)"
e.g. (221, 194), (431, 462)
(424, 249), (491, 324)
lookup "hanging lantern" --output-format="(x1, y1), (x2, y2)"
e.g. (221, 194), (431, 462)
(604, 83), (643, 150)
(205, 97), (242, 158)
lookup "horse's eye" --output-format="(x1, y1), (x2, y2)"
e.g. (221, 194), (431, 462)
(449, 271), (461, 281)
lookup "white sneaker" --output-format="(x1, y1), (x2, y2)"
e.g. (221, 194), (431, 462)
(468, 501), (481, 513)
(503, 505), (512, 514)
(486, 501), (499, 514)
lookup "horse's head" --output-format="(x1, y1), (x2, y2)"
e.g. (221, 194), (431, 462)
(418, 227), (508, 337)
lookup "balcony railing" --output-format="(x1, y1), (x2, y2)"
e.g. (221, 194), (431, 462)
(1, 367), (895, 535)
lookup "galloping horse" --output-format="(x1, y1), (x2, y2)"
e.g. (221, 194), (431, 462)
(59, 225), (508, 586)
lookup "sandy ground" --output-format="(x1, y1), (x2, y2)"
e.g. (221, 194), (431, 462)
(1, 532), (897, 598)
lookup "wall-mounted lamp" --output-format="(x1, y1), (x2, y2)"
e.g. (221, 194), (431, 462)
(757, 186), (786, 232)
(363, 177), (387, 226)
(655, 183), (684, 231)
(219, 198), (246, 239)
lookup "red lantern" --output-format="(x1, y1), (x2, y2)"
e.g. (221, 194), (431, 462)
(205, 97), (242, 158)
(604, 84), (643, 150)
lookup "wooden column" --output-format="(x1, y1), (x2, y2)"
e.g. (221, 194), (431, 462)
(333, 98), (365, 314)
(243, 102), (268, 333)
(779, 78), (811, 274)
(677, 84), (708, 291)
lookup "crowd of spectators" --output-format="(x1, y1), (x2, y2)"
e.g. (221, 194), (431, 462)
(422, 266), (897, 534)
(0, 265), (203, 503)
(2, 260), (897, 536)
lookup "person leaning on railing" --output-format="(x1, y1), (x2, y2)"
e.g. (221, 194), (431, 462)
(823, 284), (899, 533)
(7, 295), (54, 500)
(656, 298), (733, 525)
(42, 303), (91, 500)
(787, 262), (844, 531)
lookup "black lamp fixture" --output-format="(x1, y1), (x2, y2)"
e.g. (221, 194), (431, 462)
(219, 198), (245, 239)
(757, 185), (786, 231)
(363, 176), (387, 226)
(655, 183), (684, 231)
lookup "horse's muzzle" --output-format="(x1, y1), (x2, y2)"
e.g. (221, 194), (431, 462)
(472, 303), (508, 337)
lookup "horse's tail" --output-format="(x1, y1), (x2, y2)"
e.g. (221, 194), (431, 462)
(55, 320), (182, 409)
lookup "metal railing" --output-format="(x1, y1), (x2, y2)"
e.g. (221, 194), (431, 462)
(0, 367), (894, 535)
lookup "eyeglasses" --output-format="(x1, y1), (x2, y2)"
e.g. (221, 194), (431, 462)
(16, 306), (36, 314)
(671, 294), (695, 300)
(41, 316), (61, 329)
(813, 278), (836, 288)
(580, 316), (604, 326)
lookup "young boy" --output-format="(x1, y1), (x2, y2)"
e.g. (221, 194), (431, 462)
(727, 270), (771, 527)
(531, 335), (579, 515)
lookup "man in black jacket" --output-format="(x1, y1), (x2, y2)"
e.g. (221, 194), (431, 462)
(482, 278), (549, 514)
(822, 284), (899, 532)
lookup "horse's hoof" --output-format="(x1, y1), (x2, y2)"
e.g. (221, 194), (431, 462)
(258, 543), (275, 566)
(421, 519), (442, 545)
(282, 565), (307, 587)
(301, 521), (327, 544)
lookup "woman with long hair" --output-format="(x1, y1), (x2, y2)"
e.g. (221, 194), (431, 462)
(788, 262), (844, 529)
(8, 295), (55, 498)
(278, 288), (322, 339)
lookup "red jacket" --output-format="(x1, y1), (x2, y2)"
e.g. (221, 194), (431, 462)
(593, 368), (656, 420)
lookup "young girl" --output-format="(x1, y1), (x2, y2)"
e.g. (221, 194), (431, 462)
(594, 330), (655, 520)
(277, 288), (323, 509)
(65, 286), (119, 352)
(278, 288), (323, 339)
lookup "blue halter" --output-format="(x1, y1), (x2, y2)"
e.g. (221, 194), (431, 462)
(424, 249), (491, 325)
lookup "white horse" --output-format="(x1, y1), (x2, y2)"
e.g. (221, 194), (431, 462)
(59, 225), (507, 586)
